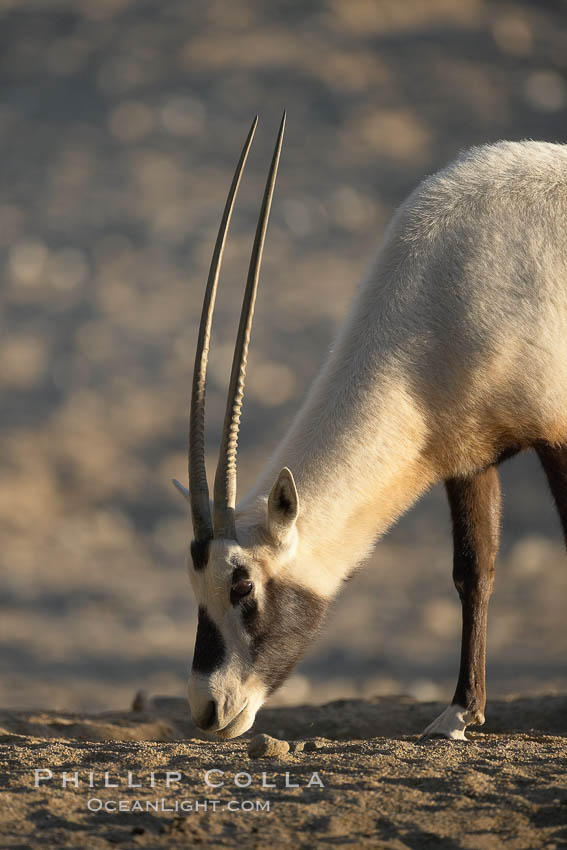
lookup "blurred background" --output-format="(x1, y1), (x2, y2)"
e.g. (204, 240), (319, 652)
(1, 0), (566, 712)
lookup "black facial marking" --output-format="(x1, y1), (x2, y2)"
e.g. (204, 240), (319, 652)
(244, 578), (328, 694)
(190, 539), (210, 571)
(192, 606), (225, 674)
(241, 597), (259, 628)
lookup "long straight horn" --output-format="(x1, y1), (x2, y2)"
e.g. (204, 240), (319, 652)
(188, 116), (258, 541)
(214, 112), (286, 539)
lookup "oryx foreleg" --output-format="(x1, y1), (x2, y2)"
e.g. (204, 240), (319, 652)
(421, 465), (500, 741)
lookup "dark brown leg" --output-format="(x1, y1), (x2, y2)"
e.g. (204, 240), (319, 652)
(534, 442), (567, 543)
(421, 465), (500, 740)
(448, 465), (500, 721)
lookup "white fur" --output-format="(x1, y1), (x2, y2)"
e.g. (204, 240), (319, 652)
(243, 141), (567, 577)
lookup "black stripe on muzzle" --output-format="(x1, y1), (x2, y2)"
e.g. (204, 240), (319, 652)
(192, 606), (226, 674)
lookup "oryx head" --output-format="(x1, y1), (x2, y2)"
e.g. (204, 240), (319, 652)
(173, 115), (328, 739)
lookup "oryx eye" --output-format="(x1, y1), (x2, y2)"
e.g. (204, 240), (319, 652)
(231, 579), (253, 604)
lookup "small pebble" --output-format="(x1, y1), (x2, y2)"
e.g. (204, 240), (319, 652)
(247, 733), (290, 758)
(304, 738), (325, 751)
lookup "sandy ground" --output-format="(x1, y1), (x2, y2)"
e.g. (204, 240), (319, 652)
(1, 695), (566, 849)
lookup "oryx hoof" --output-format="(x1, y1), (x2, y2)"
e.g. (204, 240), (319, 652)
(419, 704), (483, 742)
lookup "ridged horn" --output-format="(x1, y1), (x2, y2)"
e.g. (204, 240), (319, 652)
(188, 116), (258, 541)
(213, 112), (286, 539)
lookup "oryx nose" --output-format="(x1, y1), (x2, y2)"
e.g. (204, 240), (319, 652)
(195, 699), (217, 731)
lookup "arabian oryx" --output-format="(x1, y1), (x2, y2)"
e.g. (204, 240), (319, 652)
(173, 113), (567, 741)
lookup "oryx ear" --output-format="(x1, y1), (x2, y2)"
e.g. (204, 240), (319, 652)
(267, 467), (299, 541)
(172, 478), (190, 503)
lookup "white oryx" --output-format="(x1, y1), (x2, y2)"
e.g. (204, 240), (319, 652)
(173, 113), (567, 740)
